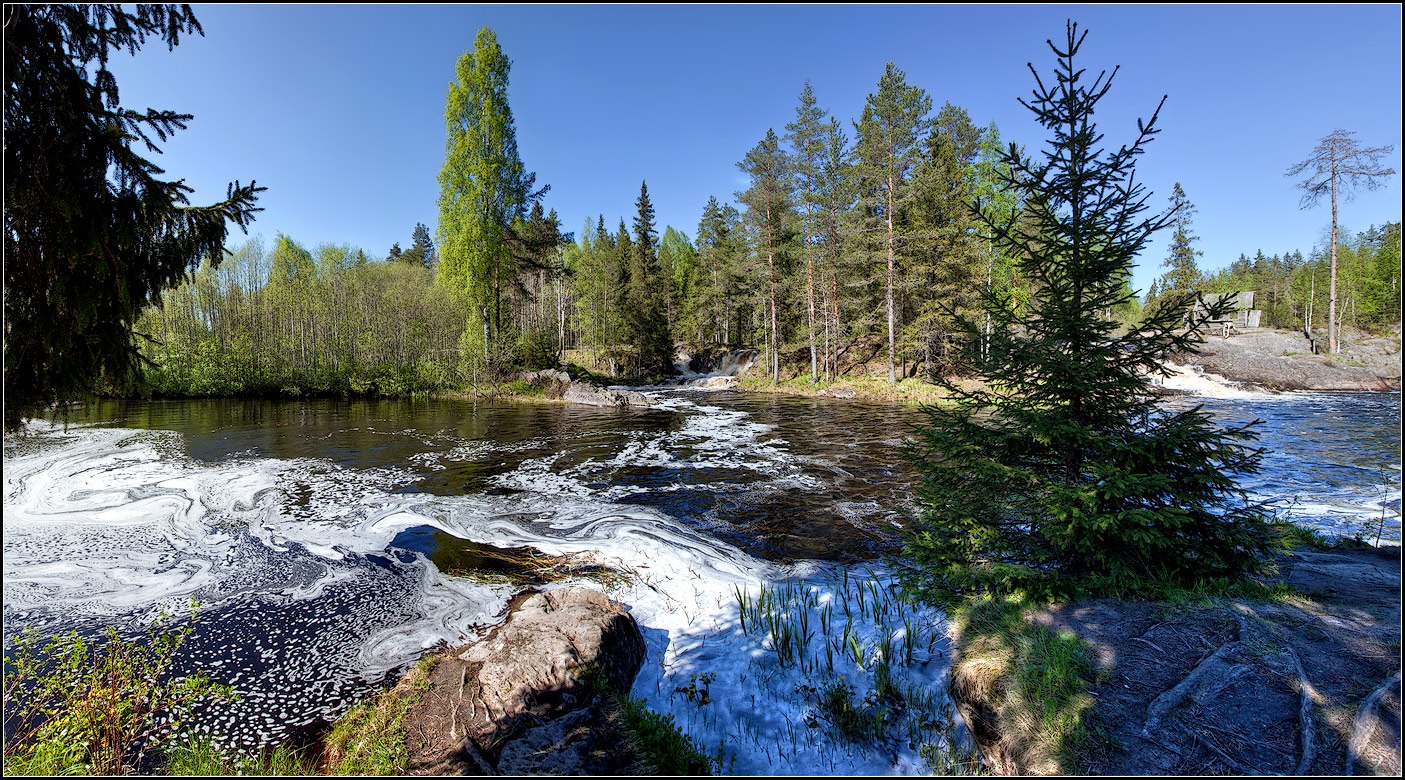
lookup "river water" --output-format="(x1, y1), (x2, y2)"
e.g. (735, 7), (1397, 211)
(2, 389), (1399, 773)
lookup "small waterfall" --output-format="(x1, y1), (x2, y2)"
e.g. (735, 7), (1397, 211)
(1156, 362), (1271, 398)
(671, 348), (759, 388)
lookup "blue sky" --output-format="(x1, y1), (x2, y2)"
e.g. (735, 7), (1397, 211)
(109, 5), (1402, 294)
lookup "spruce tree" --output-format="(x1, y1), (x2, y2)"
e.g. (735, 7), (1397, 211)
(1157, 182), (1203, 300)
(906, 23), (1276, 600)
(4, 5), (263, 430)
(627, 183), (672, 377)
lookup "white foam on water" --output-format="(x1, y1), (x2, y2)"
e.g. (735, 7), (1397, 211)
(3, 403), (965, 773)
(1158, 362), (1278, 398)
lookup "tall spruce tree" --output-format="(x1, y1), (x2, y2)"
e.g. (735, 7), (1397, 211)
(908, 102), (982, 378)
(906, 23), (1275, 599)
(4, 5), (264, 431)
(1156, 182), (1203, 302)
(627, 182), (672, 376)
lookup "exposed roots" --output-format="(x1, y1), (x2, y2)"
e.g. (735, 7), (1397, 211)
(1281, 647), (1318, 775)
(1345, 670), (1402, 775)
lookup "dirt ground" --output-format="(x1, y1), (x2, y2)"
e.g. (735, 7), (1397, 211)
(1013, 546), (1402, 775)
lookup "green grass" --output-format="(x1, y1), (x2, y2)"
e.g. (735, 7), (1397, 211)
(611, 693), (714, 775)
(320, 656), (435, 776)
(2, 606), (232, 776)
(164, 735), (318, 776)
(950, 593), (1100, 774)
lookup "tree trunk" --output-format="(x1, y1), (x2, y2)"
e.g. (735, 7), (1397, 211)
(1329, 145), (1339, 354)
(886, 173), (897, 384)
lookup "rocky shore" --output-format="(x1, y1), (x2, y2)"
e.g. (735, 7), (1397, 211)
(1179, 327), (1401, 392)
(950, 545), (1403, 775)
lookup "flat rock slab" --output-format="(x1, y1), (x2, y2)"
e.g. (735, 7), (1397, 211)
(966, 546), (1401, 775)
(1185, 329), (1400, 391)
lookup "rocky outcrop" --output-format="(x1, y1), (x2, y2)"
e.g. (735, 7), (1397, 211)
(1180, 328), (1401, 392)
(561, 381), (657, 408)
(510, 369), (659, 408)
(509, 369), (573, 399)
(949, 546), (1402, 775)
(403, 588), (647, 775)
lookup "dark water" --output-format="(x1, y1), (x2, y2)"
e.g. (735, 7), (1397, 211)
(63, 392), (927, 562)
(3, 389), (1399, 761)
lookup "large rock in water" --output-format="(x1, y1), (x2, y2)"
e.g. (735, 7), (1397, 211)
(562, 380), (657, 408)
(405, 588), (646, 775)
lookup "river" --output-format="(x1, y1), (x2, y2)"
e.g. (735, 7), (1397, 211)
(2, 389), (1399, 773)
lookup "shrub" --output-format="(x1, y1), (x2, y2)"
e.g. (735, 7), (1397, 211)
(2, 607), (231, 775)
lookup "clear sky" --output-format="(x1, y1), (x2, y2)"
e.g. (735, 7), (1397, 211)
(108, 4), (1402, 294)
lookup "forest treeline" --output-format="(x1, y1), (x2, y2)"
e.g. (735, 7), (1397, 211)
(133, 39), (1402, 398)
(1188, 223), (1400, 332)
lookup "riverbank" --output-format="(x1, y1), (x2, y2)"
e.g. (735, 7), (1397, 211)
(1178, 326), (1401, 392)
(949, 543), (1402, 775)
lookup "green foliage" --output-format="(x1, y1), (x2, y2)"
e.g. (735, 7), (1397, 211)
(625, 182), (675, 377)
(2, 607), (232, 775)
(136, 238), (467, 398)
(854, 62), (933, 384)
(163, 734), (318, 776)
(1154, 182), (1204, 305)
(3, 4), (263, 431)
(906, 22), (1276, 602)
(612, 693), (713, 775)
(737, 129), (796, 384)
(1203, 224), (1400, 332)
(436, 26), (545, 364)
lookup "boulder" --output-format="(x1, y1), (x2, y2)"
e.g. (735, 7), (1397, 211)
(404, 588), (646, 775)
(510, 369), (573, 399)
(562, 380), (657, 408)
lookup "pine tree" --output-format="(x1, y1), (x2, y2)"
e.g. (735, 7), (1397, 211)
(1286, 129), (1396, 353)
(906, 23), (1275, 600)
(854, 63), (932, 384)
(737, 129), (793, 384)
(785, 82), (827, 382)
(817, 117), (856, 380)
(412, 222), (436, 269)
(4, 5), (264, 430)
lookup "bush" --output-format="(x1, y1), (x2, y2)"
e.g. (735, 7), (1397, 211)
(2, 606), (231, 775)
